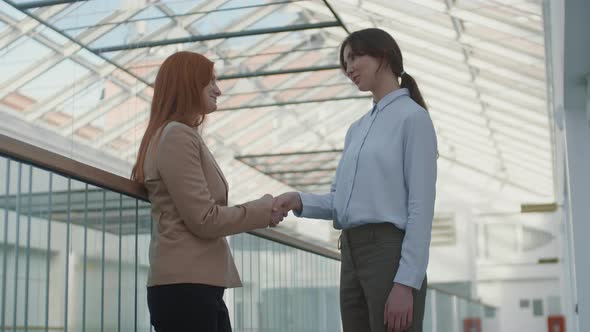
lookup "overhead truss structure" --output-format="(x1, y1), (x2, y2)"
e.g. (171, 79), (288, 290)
(0, 0), (554, 216)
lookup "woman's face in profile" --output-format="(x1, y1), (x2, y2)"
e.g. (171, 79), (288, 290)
(203, 73), (222, 113)
(342, 44), (382, 93)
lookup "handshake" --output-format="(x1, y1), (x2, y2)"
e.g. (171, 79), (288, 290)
(265, 192), (303, 227)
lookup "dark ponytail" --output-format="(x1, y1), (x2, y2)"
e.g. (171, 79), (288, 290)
(400, 73), (427, 110)
(339, 28), (428, 110)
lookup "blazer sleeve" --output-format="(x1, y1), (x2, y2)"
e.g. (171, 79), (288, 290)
(156, 125), (272, 239)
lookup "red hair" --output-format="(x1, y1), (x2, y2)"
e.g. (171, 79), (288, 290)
(131, 51), (214, 183)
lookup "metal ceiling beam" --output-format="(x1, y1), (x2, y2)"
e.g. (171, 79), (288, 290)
(0, 53), (65, 100)
(239, 146), (546, 196)
(442, 0), (509, 184)
(60, 92), (131, 136)
(0, 7), (151, 107)
(441, 133), (549, 169)
(218, 64), (340, 80)
(438, 155), (547, 196)
(237, 149), (341, 159)
(93, 110), (149, 149)
(62, 1), (305, 31)
(0, 6), (63, 51)
(89, 2), (300, 148)
(96, 0), (292, 143)
(220, 96), (361, 156)
(287, 180), (333, 187)
(118, 2), (293, 158)
(67, 1), (230, 136)
(106, 2), (291, 152)
(221, 38), (332, 86)
(13, 0), (88, 10)
(190, 2), (298, 97)
(213, 73), (349, 147)
(217, 95), (370, 111)
(23, 1), (225, 125)
(223, 89), (348, 149)
(3, 0), (153, 88)
(222, 82), (349, 97)
(8, 10), (154, 121)
(91, 21), (341, 53)
(293, 182), (333, 188)
(213, 45), (338, 65)
(264, 167), (337, 175)
(321, 0), (350, 34)
(18, 0), (340, 151)
(185, 2), (290, 62)
(448, 7), (543, 40)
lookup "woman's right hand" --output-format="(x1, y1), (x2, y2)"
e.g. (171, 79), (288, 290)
(260, 194), (285, 227)
(272, 192), (303, 216)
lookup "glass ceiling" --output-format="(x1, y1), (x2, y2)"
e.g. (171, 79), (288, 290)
(0, 0), (554, 245)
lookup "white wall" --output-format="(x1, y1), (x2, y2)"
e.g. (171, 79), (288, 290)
(428, 207), (475, 284)
(427, 195), (566, 332)
(544, 0), (590, 330)
(478, 279), (561, 332)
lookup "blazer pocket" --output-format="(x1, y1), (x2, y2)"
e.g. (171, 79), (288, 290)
(154, 211), (162, 232)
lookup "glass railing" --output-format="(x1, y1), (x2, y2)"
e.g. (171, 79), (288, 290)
(0, 134), (496, 332)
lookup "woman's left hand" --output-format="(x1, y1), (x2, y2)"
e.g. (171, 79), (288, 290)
(384, 283), (414, 332)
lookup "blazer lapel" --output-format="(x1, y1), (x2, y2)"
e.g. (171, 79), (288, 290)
(207, 147), (229, 192)
(193, 132), (229, 194)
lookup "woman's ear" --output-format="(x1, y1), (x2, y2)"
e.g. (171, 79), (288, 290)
(375, 58), (390, 75)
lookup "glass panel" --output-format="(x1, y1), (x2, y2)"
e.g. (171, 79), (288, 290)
(423, 290), (433, 332)
(0, 37), (53, 84)
(159, 0), (207, 14)
(0, 0), (535, 329)
(60, 81), (110, 118)
(547, 295), (561, 315)
(129, 31), (342, 83)
(0, 149), (494, 332)
(33, 25), (70, 46)
(214, 71), (352, 109)
(19, 59), (91, 103)
(9, 0), (43, 3)
(227, 233), (341, 331)
(457, 297), (470, 329)
(190, 2), (286, 35)
(484, 305), (496, 318)
(435, 291), (455, 332)
(533, 298), (544, 316)
(0, 2), (26, 20)
(0, 155), (148, 330)
(47, 1), (123, 38)
(76, 48), (107, 67)
(89, 6), (173, 50)
(137, 200), (152, 331)
(0, 151), (352, 331)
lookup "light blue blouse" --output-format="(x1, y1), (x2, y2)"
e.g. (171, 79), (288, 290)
(297, 88), (437, 289)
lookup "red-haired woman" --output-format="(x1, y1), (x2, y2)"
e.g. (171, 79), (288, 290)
(132, 51), (283, 332)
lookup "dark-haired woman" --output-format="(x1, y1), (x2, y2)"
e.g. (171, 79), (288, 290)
(273, 28), (437, 332)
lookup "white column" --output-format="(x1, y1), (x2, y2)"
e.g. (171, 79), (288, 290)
(551, 1), (590, 331)
(562, 87), (590, 332)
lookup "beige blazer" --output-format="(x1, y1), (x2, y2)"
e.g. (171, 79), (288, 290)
(143, 121), (272, 288)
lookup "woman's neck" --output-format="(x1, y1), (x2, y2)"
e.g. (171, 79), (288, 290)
(372, 71), (400, 103)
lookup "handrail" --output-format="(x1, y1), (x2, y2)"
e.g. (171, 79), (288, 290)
(0, 133), (496, 307)
(0, 133), (339, 260)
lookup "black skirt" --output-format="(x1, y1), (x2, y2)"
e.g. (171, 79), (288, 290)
(147, 283), (232, 332)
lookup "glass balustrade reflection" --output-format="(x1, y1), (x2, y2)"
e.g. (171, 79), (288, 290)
(0, 154), (496, 332)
